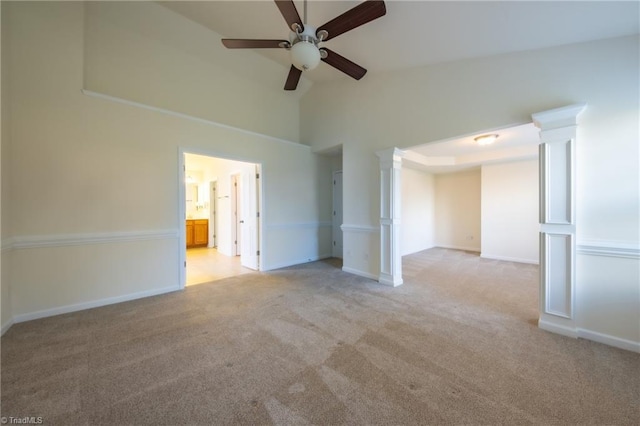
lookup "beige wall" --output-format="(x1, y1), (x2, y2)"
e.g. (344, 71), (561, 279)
(2, 2), (638, 349)
(481, 160), (539, 264)
(401, 167), (435, 256)
(402, 160), (538, 262)
(1, 1), (12, 330)
(302, 35), (639, 244)
(1, 1), (332, 325)
(83, 1), (306, 143)
(301, 35), (639, 346)
(434, 169), (481, 252)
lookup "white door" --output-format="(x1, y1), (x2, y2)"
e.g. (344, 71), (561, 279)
(231, 174), (241, 256)
(332, 171), (343, 258)
(240, 165), (260, 270)
(209, 180), (217, 248)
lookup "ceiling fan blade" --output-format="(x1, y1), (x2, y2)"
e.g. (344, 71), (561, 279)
(284, 65), (302, 91)
(274, 0), (303, 32)
(222, 39), (289, 49)
(317, 0), (386, 41)
(320, 48), (367, 80)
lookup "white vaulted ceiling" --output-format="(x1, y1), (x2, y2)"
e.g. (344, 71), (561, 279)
(157, 1), (638, 167)
(159, 1), (639, 83)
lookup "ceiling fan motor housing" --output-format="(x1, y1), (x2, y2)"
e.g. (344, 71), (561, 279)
(289, 25), (321, 71)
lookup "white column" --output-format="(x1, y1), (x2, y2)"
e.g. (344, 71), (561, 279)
(376, 148), (403, 286)
(532, 103), (586, 337)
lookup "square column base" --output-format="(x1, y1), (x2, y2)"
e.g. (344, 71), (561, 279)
(379, 273), (403, 287)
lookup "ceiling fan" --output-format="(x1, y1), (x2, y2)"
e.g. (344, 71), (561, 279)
(221, 0), (386, 90)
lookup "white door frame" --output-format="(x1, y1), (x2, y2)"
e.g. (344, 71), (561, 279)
(178, 147), (264, 289)
(231, 173), (242, 256)
(332, 170), (344, 258)
(209, 180), (217, 248)
(239, 164), (261, 270)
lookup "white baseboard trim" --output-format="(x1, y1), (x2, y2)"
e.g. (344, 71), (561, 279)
(379, 275), (404, 287)
(480, 253), (539, 265)
(12, 285), (180, 324)
(435, 245), (481, 253)
(539, 317), (639, 353)
(577, 328), (640, 353)
(538, 318), (579, 338)
(342, 266), (378, 281)
(402, 245), (437, 257)
(264, 254), (332, 271)
(1, 318), (14, 336)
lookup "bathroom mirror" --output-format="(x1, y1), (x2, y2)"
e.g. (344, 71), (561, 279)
(186, 183), (198, 203)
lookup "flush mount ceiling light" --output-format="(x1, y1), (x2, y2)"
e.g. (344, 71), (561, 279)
(474, 134), (499, 146)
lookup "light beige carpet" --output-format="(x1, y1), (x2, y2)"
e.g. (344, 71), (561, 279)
(1, 248), (638, 425)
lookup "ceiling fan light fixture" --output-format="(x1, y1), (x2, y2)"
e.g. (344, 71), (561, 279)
(291, 40), (320, 71)
(221, 0), (387, 90)
(474, 134), (499, 146)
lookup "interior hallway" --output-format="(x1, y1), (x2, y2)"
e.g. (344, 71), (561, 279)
(186, 247), (253, 286)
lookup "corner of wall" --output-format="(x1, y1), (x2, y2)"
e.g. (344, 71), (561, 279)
(1, 312), (14, 336)
(0, 0), (14, 336)
(1, 243), (13, 336)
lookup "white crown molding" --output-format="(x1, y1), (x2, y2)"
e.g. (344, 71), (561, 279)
(532, 102), (587, 130)
(10, 229), (179, 250)
(81, 90), (307, 150)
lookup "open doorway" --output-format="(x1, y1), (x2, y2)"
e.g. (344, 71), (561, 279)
(400, 122), (540, 263)
(179, 151), (262, 287)
(332, 170), (344, 258)
(230, 173), (242, 256)
(317, 144), (344, 262)
(380, 104), (586, 340)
